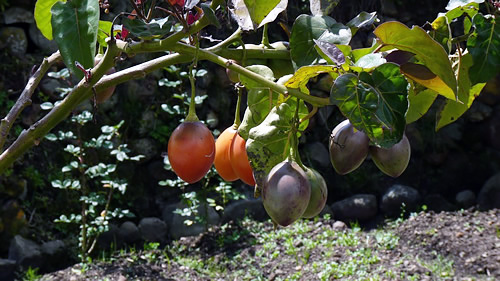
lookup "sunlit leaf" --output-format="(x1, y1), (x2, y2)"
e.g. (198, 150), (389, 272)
(436, 83), (486, 129)
(346, 11), (377, 35)
(374, 21), (457, 100)
(35, 0), (65, 40)
(400, 63), (456, 100)
(446, 0), (483, 10)
(97, 20), (112, 47)
(406, 88), (438, 124)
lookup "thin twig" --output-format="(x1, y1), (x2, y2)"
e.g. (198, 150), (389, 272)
(0, 51), (61, 153)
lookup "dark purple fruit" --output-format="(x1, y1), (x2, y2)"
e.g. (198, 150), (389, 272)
(329, 120), (370, 175)
(302, 168), (328, 218)
(262, 160), (311, 226)
(370, 134), (411, 177)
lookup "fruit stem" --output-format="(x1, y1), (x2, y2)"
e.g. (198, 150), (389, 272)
(261, 24), (272, 48)
(233, 86), (243, 128)
(287, 99), (305, 169)
(186, 63), (199, 122)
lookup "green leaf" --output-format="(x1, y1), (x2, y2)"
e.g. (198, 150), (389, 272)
(290, 15), (351, 69)
(51, 0), (99, 79)
(400, 63), (456, 100)
(446, 0), (483, 10)
(467, 14), (500, 84)
(406, 88), (438, 124)
(201, 3), (221, 29)
(35, 0), (65, 40)
(284, 65), (337, 91)
(122, 17), (173, 39)
(351, 53), (386, 72)
(431, 3), (479, 50)
(346, 11), (377, 35)
(239, 89), (279, 140)
(229, 0), (286, 30)
(436, 52), (486, 129)
(330, 63), (408, 148)
(97, 20), (112, 47)
(246, 98), (309, 188)
(239, 65), (275, 89)
(436, 82), (486, 129)
(374, 21), (457, 100)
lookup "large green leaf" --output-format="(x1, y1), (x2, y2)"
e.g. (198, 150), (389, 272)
(230, 0), (287, 30)
(51, 0), (99, 79)
(330, 63), (408, 148)
(122, 17), (173, 40)
(406, 88), (438, 124)
(246, 98), (309, 189)
(374, 21), (457, 100)
(35, 0), (65, 40)
(290, 15), (351, 69)
(467, 14), (500, 84)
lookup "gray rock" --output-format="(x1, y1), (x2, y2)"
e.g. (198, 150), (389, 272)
(478, 173), (500, 210)
(138, 110), (156, 136)
(423, 194), (455, 212)
(29, 23), (59, 54)
(0, 259), (16, 281)
(0, 27), (28, 56)
(168, 203), (220, 239)
(162, 203), (178, 226)
(455, 190), (476, 209)
(3, 7), (34, 24)
(119, 221), (141, 244)
(332, 221), (347, 231)
(331, 194), (378, 221)
(8, 235), (43, 269)
(304, 141), (331, 168)
(41, 240), (68, 272)
(380, 184), (421, 217)
(97, 224), (122, 250)
(221, 199), (267, 223)
(139, 217), (167, 243)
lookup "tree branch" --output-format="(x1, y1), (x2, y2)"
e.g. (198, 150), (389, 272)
(172, 42), (331, 107)
(0, 51), (61, 153)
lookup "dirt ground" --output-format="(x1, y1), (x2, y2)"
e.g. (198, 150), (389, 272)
(39, 208), (500, 281)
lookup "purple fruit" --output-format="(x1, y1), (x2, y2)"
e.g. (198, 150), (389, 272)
(302, 168), (328, 218)
(370, 134), (411, 177)
(329, 120), (370, 175)
(263, 160), (311, 226)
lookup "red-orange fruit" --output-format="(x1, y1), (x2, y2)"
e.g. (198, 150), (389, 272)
(230, 133), (256, 186)
(168, 121), (215, 183)
(214, 127), (239, 181)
